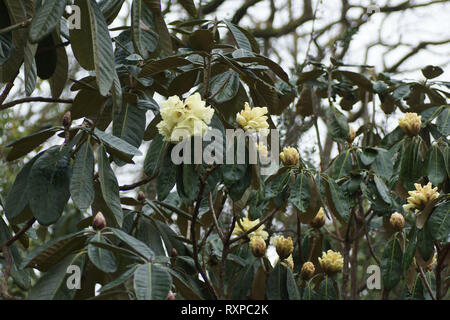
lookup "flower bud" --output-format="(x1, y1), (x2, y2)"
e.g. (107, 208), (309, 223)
(92, 212), (106, 230)
(389, 212), (405, 231)
(137, 191), (146, 202)
(318, 250), (344, 276)
(347, 126), (356, 143)
(167, 291), (175, 300)
(300, 261), (315, 280)
(310, 207), (326, 229)
(62, 111), (72, 128)
(271, 235), (294, 260)
(398, 112), (421, 136)
(279, 147), (300, 166)
(249, 236), (266, 258)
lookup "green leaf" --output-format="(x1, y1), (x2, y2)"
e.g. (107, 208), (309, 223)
(70, 0), (116, 96)
(100, 265), (138, 292)
(35, 34), (57, 79)
(286, 267), (301, 300)
(6, 127), (59, 161)
(326, 108), (349, 143)
(400, 140), (423, 190)
(88, 233), (117, 273)
(436, 107), (450, 136)
(230, 258), (257, 299)
(288, 172), (310, 212)
(131, 0), (158, 59)
(98, 144), (123, 227)
(112, 100), (146, 154)
(327, 178), (351, 222)
(139, 56), (191, 78)
(94, 128), (142, 160)
(266, 262), (289, 300)
(374, 175), (392, 205)
(49, 32), (69, 98)
(209, 70), (240, 104)
(70, 89), (107, 120)
(424, 145), (446, 186)
(27, 146), (71, 226)
(381, 236), (403, 290)
(157, 150), (177, 201)
(28, 0), (66, 43)
(22, 231), (87, 271)
(332, 150), (352, 179)
(143, 133), (166, 177)
(316, 276), (337, 300)
(168, 68), (201, 96)
(5, 152), (43, 224)
(110, 227), (154, 260)
(428, 201), (450, 242)
(178, 0), (197, 17)
(177, 164), (200, 205)
(70, 140), (95, 210)
(27, 254), (86, 300)
(224, 20), (252, 52)
(403, 226), (417, 273)
(134, 263), (172, 300)
(372, 149), (394, 180)
(24, 41), (37, 96)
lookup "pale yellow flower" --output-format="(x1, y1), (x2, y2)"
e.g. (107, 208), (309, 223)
(249, 236), (267, 258)
(236, 102), (269, 135)
(403, 182), (440, 213)
(279, 147), (300, 166)
(157, 93), (214, 142)
(318, 250), (344, 276)
(348, 126), (356, 143)
(232, 216), (268, 240)
(398, 112), (421, 136)
(271, 235), (294, 260)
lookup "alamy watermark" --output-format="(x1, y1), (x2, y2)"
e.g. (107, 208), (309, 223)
(65, 5), (81, 30)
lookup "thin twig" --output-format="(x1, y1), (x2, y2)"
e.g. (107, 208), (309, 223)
(0, 97), (73, 111)
(418, 266), (437, 300)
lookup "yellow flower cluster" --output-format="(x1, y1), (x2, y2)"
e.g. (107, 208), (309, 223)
(232, 216), (269, 240)
(398, 112), (422, 136)
(157, 93), (214, 142)
(279, 147), (300, 166)
(403, 182), (440, 213)
(271, 235), (294, 260)
(318, 250), (344, 276)
(236, 102), (269, 135)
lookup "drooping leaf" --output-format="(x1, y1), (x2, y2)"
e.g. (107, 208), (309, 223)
(424, 145), (446, 186)
(70, 140), (95, 210)
(288, 172), (310, 212)
(110, 227), (154, 260)
(97, 144), (123, 227)
(88, 233), (117, 273)
(381, 236), (403, 290)
(6, 127), (59, 162)
(28, 0), (66, 43)
(27, 146), (71, 226)
(134, 263), (172, 300)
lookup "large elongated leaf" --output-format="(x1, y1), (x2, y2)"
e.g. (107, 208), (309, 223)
(131, 0), (158, 59)
(332, 150), (352, 179)
(110, 228), (154, 260)
(266, 262), (289, 300)
(289, 172), (310, 212)
(424, 145), (446, 186)
(428, 201), (450, 242)
(326, 108), (349, 143)
(400, 140), (423, 190)
(381, 236), (403, 290)
(29, 0), (66, 43)
(5, 152), (43, 224)
(88, 233), (117, 273)
(230, 258), (257, 299)
(94, 128), (142, 162)
(27, 254), (86, 300)
(70, 140), (95, 210)
(6, 127), (59, 161)
(21, 231), (87, 271)
(134, 263), (172, 300)
(70, 0), (116, 96)
(224, 20), (252, 52)
(49, 32), (69, 98)
(143, 133), (166, 178)
(98, 145), (123, 227)
(27, 146), (71, 226)
(112, 101), (146, 153)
